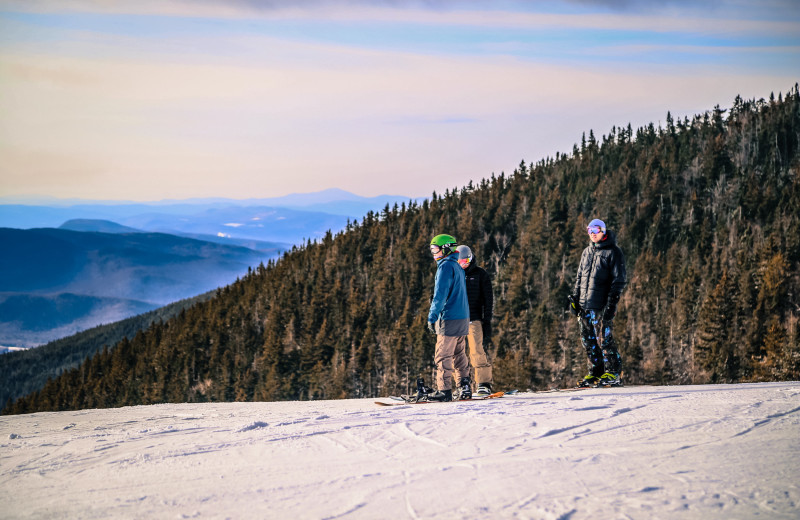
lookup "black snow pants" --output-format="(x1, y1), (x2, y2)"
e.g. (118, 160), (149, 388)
(578, 309), (622, 377)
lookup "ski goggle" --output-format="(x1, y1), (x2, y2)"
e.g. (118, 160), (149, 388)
(587, 225), (604, 235)
(458, 257), (471, 268)
(430, 244), (442, 254)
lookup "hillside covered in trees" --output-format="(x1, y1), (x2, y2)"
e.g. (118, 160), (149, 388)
(5, 87), (800, 414)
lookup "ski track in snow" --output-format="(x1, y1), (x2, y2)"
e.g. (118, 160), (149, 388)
(1, 382), (799, 519)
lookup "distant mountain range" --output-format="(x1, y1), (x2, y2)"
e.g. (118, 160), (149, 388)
(0, 227), (275, 347)
(59, 219), (287, 253)
(59, 219), (142, 234)
(0, 227), (273, 300)
(0, 189), (416, 240)
(0, 189), (413, 349)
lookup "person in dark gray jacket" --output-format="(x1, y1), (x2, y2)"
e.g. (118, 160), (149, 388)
(570, 218), (627, 387)
(456, 245), (494, 396)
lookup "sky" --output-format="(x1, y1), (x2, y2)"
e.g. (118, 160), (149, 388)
(0, 1), (798, 202)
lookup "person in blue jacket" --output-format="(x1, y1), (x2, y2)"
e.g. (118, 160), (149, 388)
(426, 234), (471, 402)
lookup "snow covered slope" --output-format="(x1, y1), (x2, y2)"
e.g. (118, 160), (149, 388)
(2, 383), (798, 519)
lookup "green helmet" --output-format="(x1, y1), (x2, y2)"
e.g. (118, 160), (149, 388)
(430, 234), (457, 257)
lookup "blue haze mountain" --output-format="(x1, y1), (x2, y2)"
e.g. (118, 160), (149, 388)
(59, 219), (142, 234)
(59, 219), (286, 254)
(0, 189), (415, 240)
(0, 227), (272, 347)
(0, 190), (414, 349)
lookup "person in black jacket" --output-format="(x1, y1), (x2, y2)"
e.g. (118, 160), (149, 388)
(569, 219), (627, 387)
(456, 245), (494, 396)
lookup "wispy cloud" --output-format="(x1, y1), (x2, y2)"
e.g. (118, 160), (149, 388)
(3, 0), (798, 35)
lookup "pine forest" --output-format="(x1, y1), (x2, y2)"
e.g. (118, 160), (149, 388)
(5, 87), (800, 415)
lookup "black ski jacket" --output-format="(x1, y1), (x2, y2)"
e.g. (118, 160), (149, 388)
(464, 263), (493, 322)
(574, 230), (627, 310)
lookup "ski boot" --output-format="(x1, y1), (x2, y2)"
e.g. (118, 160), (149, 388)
(475, 382), (493, 397)
(597, 373), (623, 387)
(427, 389), (453, 402)
(458, 377), (472, 400)
(415, 377), (434, 400)
(577, 375), (599, 388)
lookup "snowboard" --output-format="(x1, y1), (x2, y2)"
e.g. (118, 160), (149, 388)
(540, 387), (594, 393)
(375, 391), (505, 406)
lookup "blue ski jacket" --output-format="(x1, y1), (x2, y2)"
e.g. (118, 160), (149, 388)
(428, 253), (469, 336)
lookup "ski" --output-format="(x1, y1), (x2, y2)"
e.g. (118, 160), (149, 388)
(541, 384), (625, 393)
(540, 387), (594, 393)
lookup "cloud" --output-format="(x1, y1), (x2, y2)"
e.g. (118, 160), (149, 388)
(2, 0), (797, 37)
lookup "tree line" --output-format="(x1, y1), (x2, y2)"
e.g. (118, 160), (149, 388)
(5, 86), (799, 415)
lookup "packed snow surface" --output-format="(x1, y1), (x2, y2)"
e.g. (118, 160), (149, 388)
(2, 383), (799, 519)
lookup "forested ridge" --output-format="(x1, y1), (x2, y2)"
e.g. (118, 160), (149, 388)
(5, 88), (800, 415)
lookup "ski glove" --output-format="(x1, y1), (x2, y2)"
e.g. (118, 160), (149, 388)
(603, 293), (620, 321)
(567, 294), (581, 317)
(482, 320), (492, 343)
(427, 321), (436, 335)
